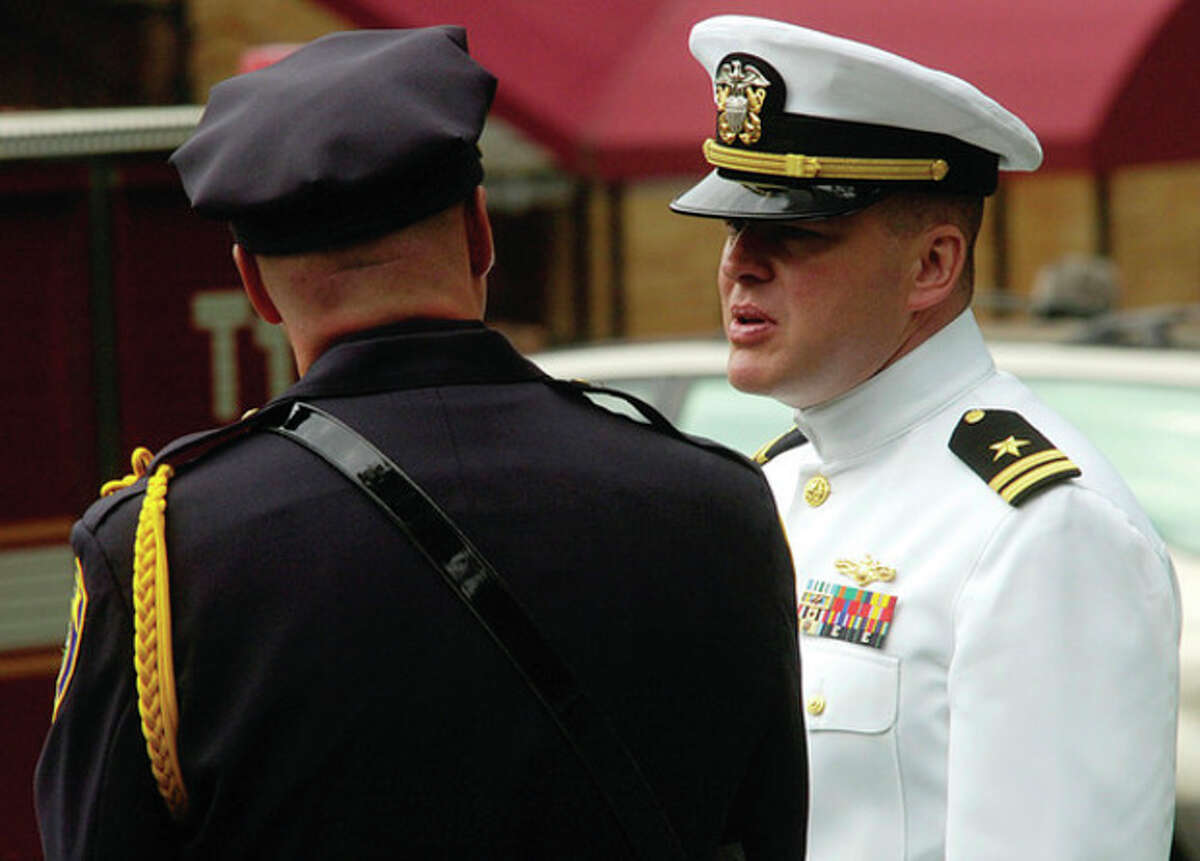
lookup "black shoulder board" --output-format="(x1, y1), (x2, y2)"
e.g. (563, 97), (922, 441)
(546, 378), (758, 470)
(149, 400), (293, 472)
(949, 408), (1081, 506)
(752, 427), (807, 464)
(547, 378), (678, 435)
(81, 403), (293, 531)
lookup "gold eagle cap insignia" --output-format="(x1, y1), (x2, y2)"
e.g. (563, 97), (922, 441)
(834, 555), (897, 587)
(714, 60), (770, 145)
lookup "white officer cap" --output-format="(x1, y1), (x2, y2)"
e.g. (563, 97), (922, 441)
(671, 15), (1043, 221)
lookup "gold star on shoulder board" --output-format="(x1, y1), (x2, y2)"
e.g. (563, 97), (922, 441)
(989, 435), (1030, 461)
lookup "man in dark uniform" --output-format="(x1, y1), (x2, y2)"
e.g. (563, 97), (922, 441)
(34, 28), (807, 859)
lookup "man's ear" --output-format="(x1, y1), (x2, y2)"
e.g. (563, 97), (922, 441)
(464, 185), (495, 279)
(907, 225), (967, 313)
(232, 244), (282, 324)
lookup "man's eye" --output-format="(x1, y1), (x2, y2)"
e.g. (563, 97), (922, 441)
(775, 225), (824, 241)
(724, 220), (827, 244)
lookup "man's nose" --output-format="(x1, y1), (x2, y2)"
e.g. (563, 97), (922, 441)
(721, 225), (772, 285)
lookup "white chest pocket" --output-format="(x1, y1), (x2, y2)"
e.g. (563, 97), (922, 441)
(803, 640), (899, 732)
(801, 639), (904, 860)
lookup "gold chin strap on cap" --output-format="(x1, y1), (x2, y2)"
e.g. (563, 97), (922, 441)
(101, 448), (189, 820)
(703, 138), (950, 182)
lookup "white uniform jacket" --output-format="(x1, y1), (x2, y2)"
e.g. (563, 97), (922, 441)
(764, 310), (1180, 860)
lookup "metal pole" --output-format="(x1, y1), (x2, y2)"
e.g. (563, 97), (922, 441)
(88, 160), (120, 483)
(607, 182), (626, 338)
(169, 0), (194, 104)
(570, 181), (592, 340)
(1095, 171), (1112, 257)
(991, 181), (1010, 317)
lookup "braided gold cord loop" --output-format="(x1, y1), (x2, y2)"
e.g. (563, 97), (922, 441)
(132, 463), (189, 820)
(100, 447), (155, 497)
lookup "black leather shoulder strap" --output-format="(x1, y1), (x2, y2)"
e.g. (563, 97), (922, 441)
(262, 401), (685, 860)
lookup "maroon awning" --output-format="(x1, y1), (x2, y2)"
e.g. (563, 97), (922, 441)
(308, 0), (1199, 179)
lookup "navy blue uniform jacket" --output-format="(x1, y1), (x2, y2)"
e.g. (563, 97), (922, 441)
(36, 320), (806, 859)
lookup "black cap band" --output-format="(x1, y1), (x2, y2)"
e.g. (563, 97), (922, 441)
(231, 144), (484, 254)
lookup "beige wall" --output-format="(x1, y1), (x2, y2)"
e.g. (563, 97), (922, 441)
(1112, 161), (1200, 308)
(623, 180), (725, 338)
(1004, 172), (1099, 301)
(580, 179), (725, 340)
(986, 161), (1200, 316)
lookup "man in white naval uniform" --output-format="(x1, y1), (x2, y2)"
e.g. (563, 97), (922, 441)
(670, 15), (1180, 860)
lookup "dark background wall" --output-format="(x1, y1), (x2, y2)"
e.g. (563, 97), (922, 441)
(0, 0), (189, 109)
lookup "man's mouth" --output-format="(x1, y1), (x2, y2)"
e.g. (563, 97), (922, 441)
(729, 303), (775, 326)
(734, 311), (768, 325)
(727, 303), (776, 344)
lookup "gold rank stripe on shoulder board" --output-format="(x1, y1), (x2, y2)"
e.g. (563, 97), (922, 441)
(949, 408), (1081, 506)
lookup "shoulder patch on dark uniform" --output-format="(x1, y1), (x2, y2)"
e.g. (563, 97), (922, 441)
(752, 427), (807, 464)
(949, 408), (1081, 506)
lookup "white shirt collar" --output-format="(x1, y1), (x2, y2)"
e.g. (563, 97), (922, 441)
(791, 309), (996, 462)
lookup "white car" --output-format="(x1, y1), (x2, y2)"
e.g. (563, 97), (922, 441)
(531, 335), (1200, 853)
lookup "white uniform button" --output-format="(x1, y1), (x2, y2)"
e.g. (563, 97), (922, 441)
(806, 694), (826, 716)
(804, 475), (831, 507)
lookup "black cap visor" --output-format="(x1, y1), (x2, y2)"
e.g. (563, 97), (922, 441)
(669, 170), (887, 221)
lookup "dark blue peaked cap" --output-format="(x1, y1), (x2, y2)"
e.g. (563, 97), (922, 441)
(170, 27), (497, 254)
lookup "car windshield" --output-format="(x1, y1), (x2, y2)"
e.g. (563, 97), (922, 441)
(1021, 378), (1200, 556)
(676, 376), (795, 455)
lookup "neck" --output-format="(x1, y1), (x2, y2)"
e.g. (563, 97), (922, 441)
(880, 293), (970, 376)
(257, 231), (487, 376)
(290, 305), (481, 375)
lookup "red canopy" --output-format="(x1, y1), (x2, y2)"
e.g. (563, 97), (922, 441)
(316, 0), (1199, 179)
